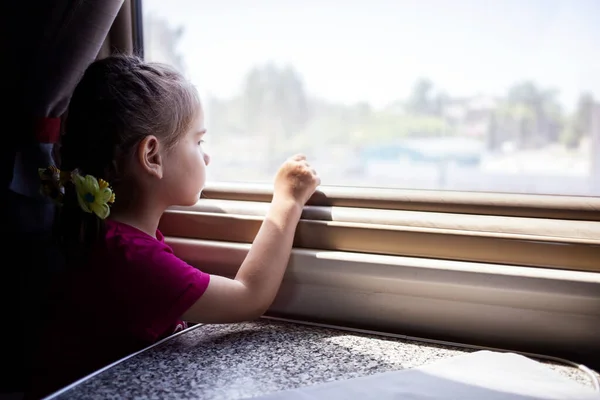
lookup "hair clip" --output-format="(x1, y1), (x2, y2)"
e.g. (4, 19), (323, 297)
(39, 166), (116, 219)
(72, 171), (115, 219)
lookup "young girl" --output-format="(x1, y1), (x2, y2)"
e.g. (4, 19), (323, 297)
(28, 54), (320, 398)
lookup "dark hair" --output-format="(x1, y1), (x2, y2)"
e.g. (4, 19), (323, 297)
(55, 54), (200, 267)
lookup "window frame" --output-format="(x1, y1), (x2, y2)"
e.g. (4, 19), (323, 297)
(160, 183), (600, 273)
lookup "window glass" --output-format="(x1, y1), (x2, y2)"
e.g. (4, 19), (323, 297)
(142, 0), (600, 196)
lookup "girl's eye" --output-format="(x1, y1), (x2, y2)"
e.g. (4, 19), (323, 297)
(198, 140), (205, 146)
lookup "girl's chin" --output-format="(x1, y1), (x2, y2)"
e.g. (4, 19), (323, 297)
(172, 186), (205, 207)
(187, 190), (203, 206)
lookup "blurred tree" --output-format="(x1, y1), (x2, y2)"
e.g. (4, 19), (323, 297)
(143, 14), (187, 74)
(495, 81), (564, 149)
(241, 63), (309, 138)
(406, 78), (436, 115)
(561, 93), (594, 149)
(240, 63), (309, 170)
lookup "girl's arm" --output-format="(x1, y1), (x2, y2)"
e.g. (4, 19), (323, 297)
(182, 155), (319, 323)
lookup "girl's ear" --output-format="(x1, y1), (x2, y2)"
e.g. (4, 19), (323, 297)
(137, 135), (163, 179)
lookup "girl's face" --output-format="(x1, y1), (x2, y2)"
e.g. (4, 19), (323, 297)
(162, 105), (211, 207)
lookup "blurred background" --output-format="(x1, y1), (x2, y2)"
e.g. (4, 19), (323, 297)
(142, 0), (600, 196)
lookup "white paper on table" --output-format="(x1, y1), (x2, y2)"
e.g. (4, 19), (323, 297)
(251, 350), (600, 400)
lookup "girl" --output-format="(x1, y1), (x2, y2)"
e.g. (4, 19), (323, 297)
(28, 54), (320, 398)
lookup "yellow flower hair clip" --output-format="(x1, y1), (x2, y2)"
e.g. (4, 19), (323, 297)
(38, 166), (116, 219)
(72, 171), (116, 220)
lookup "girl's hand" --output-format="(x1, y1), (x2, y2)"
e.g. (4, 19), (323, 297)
(273, 154), (320, 206)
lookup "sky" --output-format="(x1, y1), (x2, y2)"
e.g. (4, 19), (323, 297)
(142, 0), (600, 111)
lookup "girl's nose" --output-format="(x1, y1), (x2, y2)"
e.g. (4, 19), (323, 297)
(203, 152), (211, 166)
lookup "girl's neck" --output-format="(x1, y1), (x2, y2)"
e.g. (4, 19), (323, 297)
(108, 185), (166, 238)
(109, 209), (163, 239)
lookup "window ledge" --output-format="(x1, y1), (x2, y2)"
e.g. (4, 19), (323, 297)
(201, 182), (600, 220)
(162, 197), (600, 272)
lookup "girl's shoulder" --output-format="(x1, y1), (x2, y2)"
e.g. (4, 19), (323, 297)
(97, 219), (173, 269)
(104, 219), (166, 246)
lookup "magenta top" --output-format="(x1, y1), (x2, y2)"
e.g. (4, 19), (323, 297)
(30, 219), (210, 398)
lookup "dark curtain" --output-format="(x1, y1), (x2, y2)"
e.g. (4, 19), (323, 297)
(0, 0), (124, 393)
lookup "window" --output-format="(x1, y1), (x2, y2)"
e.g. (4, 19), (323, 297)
(138, 1), (600, 363)
(136, 1), (600, 368)
(140, 0), (600, 275)
(142, 0), (599, 196)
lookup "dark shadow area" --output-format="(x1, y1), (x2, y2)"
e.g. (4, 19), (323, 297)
(1, 191), (64, 395)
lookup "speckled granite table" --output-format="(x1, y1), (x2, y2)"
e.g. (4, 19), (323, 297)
(50, 319), (597, 399)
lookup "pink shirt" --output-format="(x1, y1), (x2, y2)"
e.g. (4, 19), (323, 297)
(29, 220), (210, 398)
